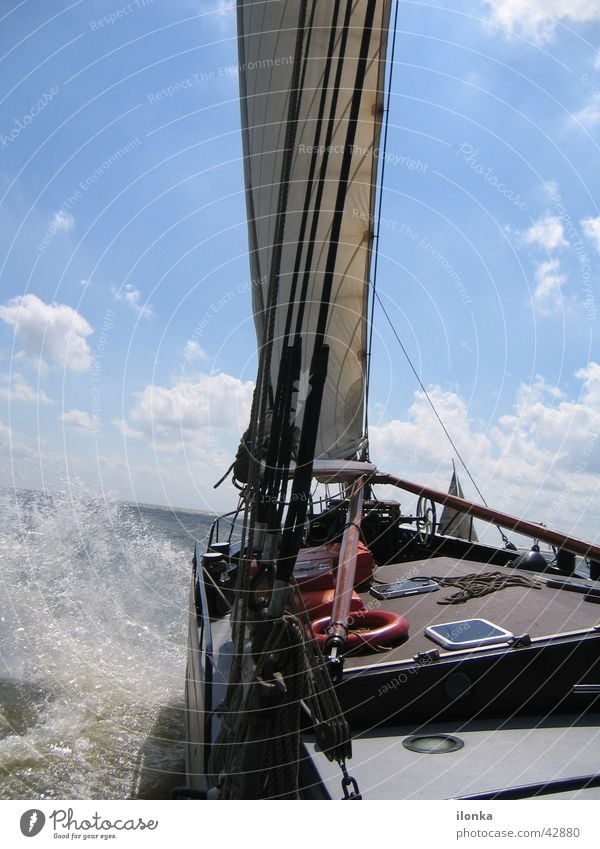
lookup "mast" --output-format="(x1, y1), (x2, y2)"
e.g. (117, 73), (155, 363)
(213, 2), (393, 798)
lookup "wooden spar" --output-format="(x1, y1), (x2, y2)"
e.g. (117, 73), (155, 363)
(374, 471), (600, 562)
(326, 476), (366, 654)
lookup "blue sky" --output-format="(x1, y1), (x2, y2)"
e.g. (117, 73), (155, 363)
(0, 0), (599, 543)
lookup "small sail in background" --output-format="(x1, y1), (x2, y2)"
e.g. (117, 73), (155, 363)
(439, 461), (478, 541)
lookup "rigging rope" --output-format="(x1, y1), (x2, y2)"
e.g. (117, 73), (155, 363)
(365, 0), (399, 455)
(215, 602), (354, 799)
(359, 0), (512, 548)
(374, 289), (514, 547)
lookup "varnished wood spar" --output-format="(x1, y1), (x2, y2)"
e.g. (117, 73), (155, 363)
(375, 471), (600, 562)
(327, 476), (367, 651)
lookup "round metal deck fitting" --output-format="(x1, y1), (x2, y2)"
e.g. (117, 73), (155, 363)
(402, 734), (464, 754)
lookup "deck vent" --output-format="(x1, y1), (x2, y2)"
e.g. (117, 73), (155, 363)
(402, 734), (464, 754)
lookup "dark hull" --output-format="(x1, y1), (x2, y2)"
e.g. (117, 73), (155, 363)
(339, 631), (600, 728)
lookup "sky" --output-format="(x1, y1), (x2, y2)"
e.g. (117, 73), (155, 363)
(0, 0), (599, 545)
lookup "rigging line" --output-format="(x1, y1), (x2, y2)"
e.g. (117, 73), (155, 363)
(248, 2), (308, 499)
(315, 0), (378, 342)
(282, 0), (326, 341)
(358, 6), (511, 548)
(374, 288), (497, 516)
(365, 0), (399, 456)
(294, 0), (349, 336)
(260, 5), (319, 517)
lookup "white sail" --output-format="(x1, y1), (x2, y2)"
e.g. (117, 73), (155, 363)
(237, 0), (391, 460)
(438, 467), (479, 541)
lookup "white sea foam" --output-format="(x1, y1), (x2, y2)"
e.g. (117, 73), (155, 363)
(0, 488), (212, 799)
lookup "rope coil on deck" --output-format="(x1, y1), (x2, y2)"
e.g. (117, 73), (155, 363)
(431, 571), (543, 604)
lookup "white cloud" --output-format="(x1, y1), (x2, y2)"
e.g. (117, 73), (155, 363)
(202, 1), (235, 20)
(572, 102), (600, 127)
(484, 1), (600, 43)
(60, 409), (97, 433)
(532, 259), (566, 314)
(52, 210), (75, 232)
(183, 340), (207, 362)
(112, 417), (143, 439)
(0, 294), (93, 373)
(0, 373), (52, 405)
(370, 365), (600, 541)
(581, 216), (600, 253)
(371, 387), (492, 478)
(496, 365), (600, 475)
(112, 284), (152, 318)
(123, 372), (254, 451)
(0, 420), (12, 442)
(543, 180), (560, 198)
(522, 215), (568, 250)
(577, 361), (600, 405)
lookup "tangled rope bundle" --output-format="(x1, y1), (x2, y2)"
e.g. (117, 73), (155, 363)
(431, 571), (543, 604)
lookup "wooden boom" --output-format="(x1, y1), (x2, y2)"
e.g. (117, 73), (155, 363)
(375, 471), (600, 562)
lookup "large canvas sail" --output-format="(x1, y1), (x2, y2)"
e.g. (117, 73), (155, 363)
(237, 0), (391, 461)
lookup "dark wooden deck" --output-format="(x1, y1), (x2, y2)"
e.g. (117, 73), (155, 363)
(345, 557), (600, 668)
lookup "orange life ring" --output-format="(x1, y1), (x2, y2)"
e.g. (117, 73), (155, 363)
(310, 609), (410, 651)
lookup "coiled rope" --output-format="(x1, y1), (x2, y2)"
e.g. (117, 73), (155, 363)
(432, 571), (543, 605)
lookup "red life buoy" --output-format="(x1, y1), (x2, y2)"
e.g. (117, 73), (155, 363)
(310, 609), (410, 651)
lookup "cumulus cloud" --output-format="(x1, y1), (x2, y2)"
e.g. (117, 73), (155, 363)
(60, 409), (97, 433)
(522, 216), (568, 250)
(370, 387), (491, 475)
(112, 417), (143, 439)
(581, 216), (600, 253)
(494, 366), (600, 484)
(123, 371), (254, 451)
(112, 284), (152, 318)
(543, 180), (560, 198)
(370, 365), (600, 541)
(0, 294), (93, 372)
(572, 102), (600, 127)
(0, 372), (52, 405)
(203, 0), (235, 20)
(531, 260), (566, 314)
(0, 420), (12, 442)
(484, 0), (600, 42)
(52, 210), (75, 232)
(183, 340), (207, 362)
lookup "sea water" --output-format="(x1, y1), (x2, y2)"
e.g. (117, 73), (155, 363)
(0, 489), (214, 800)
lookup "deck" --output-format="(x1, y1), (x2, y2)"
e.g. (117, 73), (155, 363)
(344, 556), (600, 668)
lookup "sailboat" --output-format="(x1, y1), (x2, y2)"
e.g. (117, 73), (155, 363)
(439, 462), (478, 542)
(184, 0), (600, 800)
